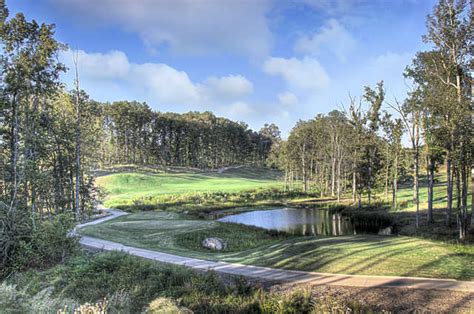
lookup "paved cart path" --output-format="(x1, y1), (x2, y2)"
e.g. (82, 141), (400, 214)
(78, 209), (474, 292)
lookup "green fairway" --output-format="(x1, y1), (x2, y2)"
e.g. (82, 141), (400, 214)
(80, 211), (474, 280)
(97, 166), (284, 207)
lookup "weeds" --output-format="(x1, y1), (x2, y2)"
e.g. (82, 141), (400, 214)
(5, 251), (367, 313)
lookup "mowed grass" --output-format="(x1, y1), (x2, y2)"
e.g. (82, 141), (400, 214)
(96, 166), (284, 207)
(80, 211), (474, 280)
(80, 211), (289, 255)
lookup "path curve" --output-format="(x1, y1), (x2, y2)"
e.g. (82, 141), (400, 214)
(77, 210), (474, 292)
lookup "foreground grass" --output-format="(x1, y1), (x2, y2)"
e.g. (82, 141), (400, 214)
(80, 211), (474, 280)
(97, 166), (284, 208)
(6, 251), (362, 313)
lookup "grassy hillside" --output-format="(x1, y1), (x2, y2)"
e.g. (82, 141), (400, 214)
(96, 166), (284, 207)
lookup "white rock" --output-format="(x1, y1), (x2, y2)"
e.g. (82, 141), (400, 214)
(202, 237), (228, 251)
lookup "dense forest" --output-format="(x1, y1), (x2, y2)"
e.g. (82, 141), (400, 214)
(100, 103), (279, 168)
(0, 0), (472, 284)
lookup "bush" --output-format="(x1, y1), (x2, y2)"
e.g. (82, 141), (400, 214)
(0, 203), (78, 278)
(13, 213), (78, 272)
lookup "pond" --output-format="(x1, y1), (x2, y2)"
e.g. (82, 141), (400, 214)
(218, 207), (392, 236)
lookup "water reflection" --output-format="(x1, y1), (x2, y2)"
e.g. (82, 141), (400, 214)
(218, 207), (388, 236)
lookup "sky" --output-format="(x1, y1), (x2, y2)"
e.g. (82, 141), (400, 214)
(8, 0), (436, 136)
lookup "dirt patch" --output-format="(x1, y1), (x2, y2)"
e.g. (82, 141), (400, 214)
(274, 282), (474, 313)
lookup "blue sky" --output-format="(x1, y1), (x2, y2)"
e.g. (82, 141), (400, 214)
(9, 0), (435, 135)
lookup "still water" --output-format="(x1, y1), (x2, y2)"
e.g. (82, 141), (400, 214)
(218, 207), (391, 236)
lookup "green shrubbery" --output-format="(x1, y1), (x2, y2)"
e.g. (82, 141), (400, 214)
(14, 213), (78, 270)
(5, 251), (366, 313)
(1, 203), (78, 279)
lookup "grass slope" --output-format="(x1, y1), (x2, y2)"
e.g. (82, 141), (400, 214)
(97, 166), (283, 207)
(80, 211), (474, 280)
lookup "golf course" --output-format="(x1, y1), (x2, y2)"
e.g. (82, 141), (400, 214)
(81, 166), (474, 281)
(3, 1), (473, 311)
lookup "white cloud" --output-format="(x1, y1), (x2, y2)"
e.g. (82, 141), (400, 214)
(295, 19), (356, 61)
(60, 49), (257, 116)
(202, 75), (253, 100)
(278, 91), (298, 106)
(70, 50), (130, 80)
(226, 101), (254, 116)
(130, 63), (200, 104)
(263, 57), (330, 91)
(51, 0), (272, 58)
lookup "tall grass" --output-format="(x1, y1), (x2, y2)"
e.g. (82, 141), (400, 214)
(5, 251), (367, 313)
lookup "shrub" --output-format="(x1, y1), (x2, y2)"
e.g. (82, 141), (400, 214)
(0, 203), (78, 278)
(14, 213), (78, 272)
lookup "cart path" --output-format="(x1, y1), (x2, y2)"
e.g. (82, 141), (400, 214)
(77, 209), (474, 292)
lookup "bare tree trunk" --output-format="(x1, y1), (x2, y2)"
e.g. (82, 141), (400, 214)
(455, 164), (461, 210)
(446, 152), (453, 226)
(414, 114), (420, 229)
(392, 154), (398, 209)
(427, 159), (434, 223)
(301, 141), (307, 193)
(352, 161), (356, 203)
(337, 156), (342, 202)
(459, 159), (468, 240)
(471, 165), (474, 227)
(331, 156), (336, 197)
(368, 149), (372, 205)
(9, 93), (19, 212)
(73, 53), (81, 220)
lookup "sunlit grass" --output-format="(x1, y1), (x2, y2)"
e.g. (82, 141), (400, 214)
(80, 211), (474, 280)
(97, 166), (284, 207)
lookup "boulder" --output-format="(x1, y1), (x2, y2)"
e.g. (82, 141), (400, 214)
(378, 226), (392, 235)
(202, 237), (228, 251)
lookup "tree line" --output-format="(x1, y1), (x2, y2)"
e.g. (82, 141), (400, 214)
(270, 0), (473, 240)
(99, 102), (279, 169)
